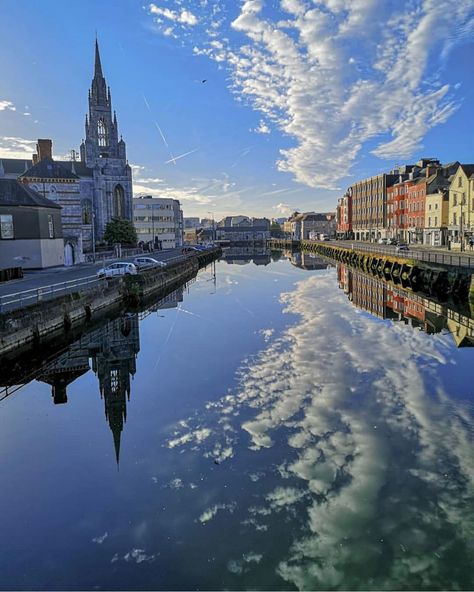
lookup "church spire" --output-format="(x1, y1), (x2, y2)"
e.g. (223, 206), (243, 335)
(94, 37), (103, 79)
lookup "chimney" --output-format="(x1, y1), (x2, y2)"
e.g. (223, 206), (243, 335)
(36, 139), (52, 161)
(426, 164), (438, 178)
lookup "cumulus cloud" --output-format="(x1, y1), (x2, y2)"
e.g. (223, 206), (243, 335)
(147, 0), (474, 188)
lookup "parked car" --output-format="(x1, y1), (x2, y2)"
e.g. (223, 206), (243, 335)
(395, 243), (409, 252)
(387, 238), (397, 245)
(133, 256), (167, 270)
(378, 238), (387, 244)
(181, 246), (200, 253)
(96, 262), (138, 278)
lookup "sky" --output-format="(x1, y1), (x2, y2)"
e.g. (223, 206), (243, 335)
(0, 0), (474, 221)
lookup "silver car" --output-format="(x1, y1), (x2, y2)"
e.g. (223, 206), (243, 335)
(97, 262), (138, 278)
(133, 256), (167, 270)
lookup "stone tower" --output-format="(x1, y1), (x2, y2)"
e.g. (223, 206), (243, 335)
(80, 39), (133, 240)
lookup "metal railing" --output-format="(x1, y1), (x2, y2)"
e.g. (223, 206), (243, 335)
(0, 251), (204, 314)
(0, 275), (104, 313)
(330, 241), (474, 269)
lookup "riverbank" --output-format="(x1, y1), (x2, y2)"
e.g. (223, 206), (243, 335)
(0, 248), (221, 358)
(268, 239), (474, 303)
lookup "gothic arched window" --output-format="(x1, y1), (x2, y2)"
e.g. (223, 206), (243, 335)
(113, 184), (125, 218)
(98, 118), (108, 147)
(82, 199), (92, 224)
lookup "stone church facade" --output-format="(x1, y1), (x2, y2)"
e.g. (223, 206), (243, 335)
(0, 40), (133, 265)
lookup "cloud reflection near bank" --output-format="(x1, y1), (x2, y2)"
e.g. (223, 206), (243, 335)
(167, 271), (474, 590)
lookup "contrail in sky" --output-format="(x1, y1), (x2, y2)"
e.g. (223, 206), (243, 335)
(142, 94), (176, 165)
(165, 148), (198, 165)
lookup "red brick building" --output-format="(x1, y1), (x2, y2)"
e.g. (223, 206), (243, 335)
(336, 191), (352, 239)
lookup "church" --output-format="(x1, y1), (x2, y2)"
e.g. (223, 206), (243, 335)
(0, 40), (133, 265)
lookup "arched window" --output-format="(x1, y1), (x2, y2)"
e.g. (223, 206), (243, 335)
(82, 199), (92, 224)
(98, 118), (108, 147)
(113, 185), (125, 218)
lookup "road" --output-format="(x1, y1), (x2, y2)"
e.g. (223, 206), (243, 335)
(0, 249), (186, 311)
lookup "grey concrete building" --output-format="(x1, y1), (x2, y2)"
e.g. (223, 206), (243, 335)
(133, 195), (183, 249)
(0, 178), (64, 269)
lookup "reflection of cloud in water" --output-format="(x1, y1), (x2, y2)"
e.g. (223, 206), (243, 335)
(167, 273), (474, 589)
(199, 502), (237, 524)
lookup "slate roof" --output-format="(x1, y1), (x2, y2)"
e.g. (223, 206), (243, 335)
(19, 157), (79, 180)
(459, 164), (474, 178)
(0, 178), (61, 209)
(0, 157), (93, 178)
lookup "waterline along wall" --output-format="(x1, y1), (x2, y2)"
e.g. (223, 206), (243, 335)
(268, 239), (474, 304)
(0, 248), (221, 358)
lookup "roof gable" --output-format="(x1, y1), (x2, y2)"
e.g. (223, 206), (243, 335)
(0, 178), (62, 208)
(20, 157), (79, 180)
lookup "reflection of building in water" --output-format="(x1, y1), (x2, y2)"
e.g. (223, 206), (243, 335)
(337, 263), (474, 346)
(92, 315), (140, 464)
(220, 246), (271, 266)
(39, 345), (90, 405)
(10, 287), (185, 463)
(289, 251), (329, 271)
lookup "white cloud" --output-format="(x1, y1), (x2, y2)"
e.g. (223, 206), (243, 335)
(146, 0), (474, 188)
(92, 531), (108, 544)
(252, 120), (270, 134)
(199, 502), (237, 524)
(148, 3), (198, 26)
(0, 100), (16, 112)
(0, 136), (36, 159)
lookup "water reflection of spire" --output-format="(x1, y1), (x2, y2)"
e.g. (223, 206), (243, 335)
(0, 286), (186, 463)
(337, 263), (474, 347)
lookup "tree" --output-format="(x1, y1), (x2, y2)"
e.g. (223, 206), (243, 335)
(270, 221), (284, 238)
(104, 217), (137, 246)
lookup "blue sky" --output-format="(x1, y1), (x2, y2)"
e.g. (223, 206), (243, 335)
(1, 0), (473, 220)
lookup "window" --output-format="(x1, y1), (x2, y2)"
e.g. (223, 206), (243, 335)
(97, 118), (108, 147)
(48, 214), (54, 238)
(453, 213), (457, 225)
(428, 217), (431, 226)
(435, 217), (438, 226)
(82, 200), (92, 224)
(0, 214), (14, 239)
(453, 194), (457, 206)
(458, 176), (463, 187)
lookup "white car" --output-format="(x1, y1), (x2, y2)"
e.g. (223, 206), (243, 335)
(97, 262), (138, 278)
(133, 256), (167, 270)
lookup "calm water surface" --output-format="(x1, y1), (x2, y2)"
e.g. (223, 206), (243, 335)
(1, 253), (474, 590)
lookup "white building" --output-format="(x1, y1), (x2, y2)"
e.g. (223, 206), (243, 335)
(133, 195), (183, 249)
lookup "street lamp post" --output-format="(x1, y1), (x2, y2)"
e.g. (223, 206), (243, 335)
(451, 189), (466, 251)
(208, 211), (215, 243)
(92, 211), (96, 262)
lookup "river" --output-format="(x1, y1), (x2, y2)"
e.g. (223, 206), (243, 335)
(0, 250), (473, 590)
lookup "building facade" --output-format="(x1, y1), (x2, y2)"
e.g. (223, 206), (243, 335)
(336, 192), (352, 239)
(133, 195), (183, 249)
(448, 164), (474, 248)
(215, 216), (270, 242)
(0, 178), (64, 269)
(286, 212), (336, 240)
